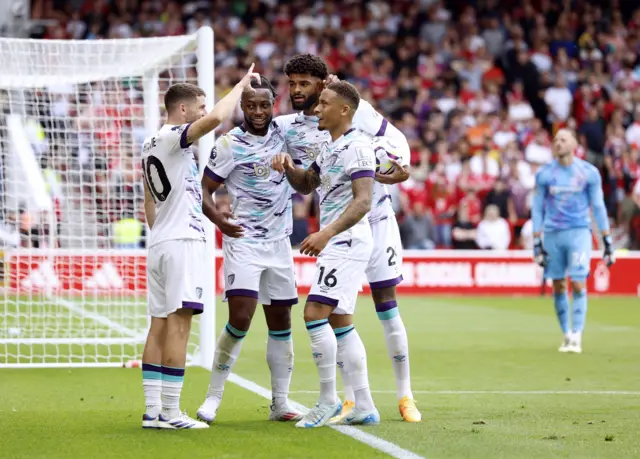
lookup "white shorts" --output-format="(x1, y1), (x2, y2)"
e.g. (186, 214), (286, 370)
(365, 216), (403, 289)
(223, 238), (298, 306)
(308, 252), (370, 316)
(147, 239), (207, 318)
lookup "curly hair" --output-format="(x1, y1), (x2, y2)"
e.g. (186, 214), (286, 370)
(283, 54), (329, 79)
(326, 81), (360, 111)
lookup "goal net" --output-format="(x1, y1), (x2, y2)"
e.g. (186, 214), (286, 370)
(0, 27), (216, 368)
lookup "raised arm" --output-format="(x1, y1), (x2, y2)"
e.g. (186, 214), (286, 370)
(272, 153), (321, 195)
(185, 65), (260, 145)
(324, 176), (374, 237)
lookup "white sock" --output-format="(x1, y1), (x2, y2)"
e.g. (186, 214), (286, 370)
(266, 329), (294, 409)
(337, 360), (355, 402)
(306, 319), (338, 406)
(336, 326), (375, 412)
(207, 323), (246, 399)
(377, 301), (413, 400)
(161, 366), (185, 419)
(142, 363), (162, 417)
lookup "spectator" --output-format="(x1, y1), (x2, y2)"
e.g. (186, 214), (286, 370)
(484, 177), (513, 222)
(475, 204), (511, 250)
(20, 0), (640, 251)
(451, 204), (477, 250)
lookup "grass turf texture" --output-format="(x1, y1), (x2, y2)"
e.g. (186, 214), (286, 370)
(1, 295), (640, 458)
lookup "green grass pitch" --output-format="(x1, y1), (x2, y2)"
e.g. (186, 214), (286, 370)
(1, 295), (640, 458)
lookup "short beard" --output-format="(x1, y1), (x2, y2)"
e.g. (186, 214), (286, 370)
(291, 93), (319, 111)
(243, 114), (272, 134)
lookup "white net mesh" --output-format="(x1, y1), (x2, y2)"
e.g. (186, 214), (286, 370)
(0, 32), (213, 367)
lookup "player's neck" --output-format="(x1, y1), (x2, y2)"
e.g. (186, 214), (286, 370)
(329, 122), (352, 142)
(303, 106), (316, 117)
(166, 115), (184, 126)
(558, 155), (574, 167)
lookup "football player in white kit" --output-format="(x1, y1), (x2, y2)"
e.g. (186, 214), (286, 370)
(140, 65), (259, 430)
(196, 76), (303, 424)
(273, 81), (379, 428)
(278, 55), (421, 423)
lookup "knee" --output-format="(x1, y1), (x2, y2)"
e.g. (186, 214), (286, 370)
(303, 303), (330, 323)
(265, 306), (292, 330)
(229, 306), (254, 331)
(571, 281), (586, 295)
(371, 286), (396, 305)
(552, 280), (567, 295)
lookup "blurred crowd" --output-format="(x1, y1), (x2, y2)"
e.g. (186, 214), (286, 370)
(6, 0), (640, 250)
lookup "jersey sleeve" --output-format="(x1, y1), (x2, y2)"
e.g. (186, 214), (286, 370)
(204, 135), (235, 183)
(354, 100), (411, 167)
(587, 164), (610, 233)
(158, 124), (193, 153)
(352, 100), (386, 137)
(531, 168), (547, 233)
(344, 142), (376, 180)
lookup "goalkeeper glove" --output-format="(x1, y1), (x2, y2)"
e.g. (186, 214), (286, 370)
(602, 235), (616, 267)
(533, 237), (548, 267)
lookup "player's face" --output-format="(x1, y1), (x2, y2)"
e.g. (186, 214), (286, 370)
(240, 88), (274, 134)
(553, 131), (575, 158)
(314, 89), (347, 131)
(288, 73), (323, 111)
(183, 95), (207, 123)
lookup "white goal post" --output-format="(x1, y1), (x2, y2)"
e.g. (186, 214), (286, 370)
(0, 27), (216, 369)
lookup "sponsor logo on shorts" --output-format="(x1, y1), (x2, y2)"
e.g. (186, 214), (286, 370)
(196, 287), (203, 299)
(228, 274), (235, 285)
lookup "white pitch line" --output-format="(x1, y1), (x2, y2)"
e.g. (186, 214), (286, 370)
(290, 390), (640, 396)
(228, 373), (425, 459)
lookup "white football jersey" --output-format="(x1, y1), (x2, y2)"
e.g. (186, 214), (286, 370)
(312, 128), (376, 261)
(203, 121), (291, 243)
(141, 123), (206, 248)
(276, 99), (410, 224)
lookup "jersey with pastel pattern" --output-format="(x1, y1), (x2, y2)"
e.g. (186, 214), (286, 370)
(141, 123), (205, 248)
(311, 128), (376, 261)
(532, 157), (610, 234)
(204, 122), (291, 243)
(275, 99), (410, 224)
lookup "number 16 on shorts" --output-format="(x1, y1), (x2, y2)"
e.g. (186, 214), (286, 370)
(308, 256), (368, 316)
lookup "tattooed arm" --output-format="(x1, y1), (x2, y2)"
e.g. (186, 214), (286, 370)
(272, 153), (321, 195)
(324, 176), (374, 237)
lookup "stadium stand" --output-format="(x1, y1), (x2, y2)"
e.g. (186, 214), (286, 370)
(4, 0), (640, 250)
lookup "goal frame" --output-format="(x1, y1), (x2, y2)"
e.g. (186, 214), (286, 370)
(0, 27), (217, 370)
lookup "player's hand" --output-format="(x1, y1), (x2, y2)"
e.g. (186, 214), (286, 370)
(272, 153), (295, 173)
(214, 211), (244, 238)
(300, 230), (332, 257)
(533, 237), (548, 267)
(324, 74), (340, 85)
(375, 159), (409, 184)
(602, 235), (616, 267)
(238, 63), (261, 93)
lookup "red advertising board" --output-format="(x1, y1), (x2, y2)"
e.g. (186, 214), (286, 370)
(4, 249), (640, 296)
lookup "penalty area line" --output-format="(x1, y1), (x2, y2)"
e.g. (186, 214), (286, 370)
(228, 373), (425, 459)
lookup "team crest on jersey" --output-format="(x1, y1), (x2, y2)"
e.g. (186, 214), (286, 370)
(321, 175), (332, 193)
(306, 145), (321, 160)
(253, 162), (270, 178)
(228, 274), (235, 285)
(196, 287), (203, 299)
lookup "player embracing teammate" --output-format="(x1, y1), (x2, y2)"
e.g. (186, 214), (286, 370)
(276, 55), (421, 424)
